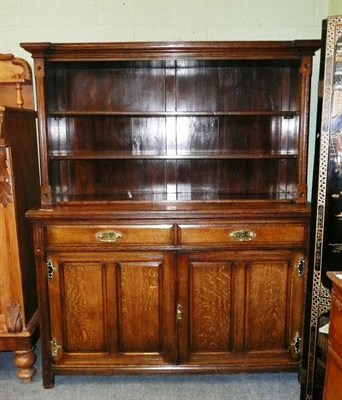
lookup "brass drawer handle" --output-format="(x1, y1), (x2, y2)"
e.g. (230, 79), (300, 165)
(229, 229), (256, 242)
(95, 231), (123, 243)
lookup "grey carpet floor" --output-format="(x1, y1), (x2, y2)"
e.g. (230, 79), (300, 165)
(0, 343), (300, 400)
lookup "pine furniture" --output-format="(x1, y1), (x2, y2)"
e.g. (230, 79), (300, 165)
(21, 40), (320, 388)
(0, 54), (40, 382)
(323, 272), (342, 400)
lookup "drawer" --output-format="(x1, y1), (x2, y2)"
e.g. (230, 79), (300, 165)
(178, 224), (306, 246)
(46, 225), (174, 246)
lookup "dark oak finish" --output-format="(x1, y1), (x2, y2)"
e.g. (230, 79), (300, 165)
(21, 41), (320, 388)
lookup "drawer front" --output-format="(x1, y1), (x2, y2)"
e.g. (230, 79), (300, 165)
(46, 225), (174, 246)
(178, 224), (306, 246)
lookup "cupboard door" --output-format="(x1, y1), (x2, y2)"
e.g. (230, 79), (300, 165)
(47, 251), (176, 367)
(177, 251), (305, 368)
(244, 251), (305, 361)
(177, 252), (239, 365)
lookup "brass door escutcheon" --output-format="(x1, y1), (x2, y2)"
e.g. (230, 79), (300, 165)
(50, 338), (61, 359)
(296, 258), (305, 278)
(176, 304), (183, 320)
(47, 258), (55, 280)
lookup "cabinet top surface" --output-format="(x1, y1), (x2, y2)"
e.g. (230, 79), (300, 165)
(20, 40), (321, 60)
(327, 272), (342, 289)
(26, 201), (311, 221)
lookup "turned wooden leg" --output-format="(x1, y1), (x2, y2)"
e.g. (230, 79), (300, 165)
(14, 346), (37, 383)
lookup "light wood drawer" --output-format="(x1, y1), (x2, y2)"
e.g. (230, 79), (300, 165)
(178, 224), (306, 246)
(46, 225), (174, 246)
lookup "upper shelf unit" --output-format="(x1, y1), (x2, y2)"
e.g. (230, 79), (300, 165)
(21, 40), (321, 205)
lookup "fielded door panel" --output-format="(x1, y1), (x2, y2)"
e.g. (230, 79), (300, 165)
(176, 252), (237, 366)
(176, 251), (305, 368)
(46, 251), (177, 367)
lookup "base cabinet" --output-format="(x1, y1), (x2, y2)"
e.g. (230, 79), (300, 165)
(31, 219), (308, 388)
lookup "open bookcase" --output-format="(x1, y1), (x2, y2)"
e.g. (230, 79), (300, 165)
(22, 41), (319, 205)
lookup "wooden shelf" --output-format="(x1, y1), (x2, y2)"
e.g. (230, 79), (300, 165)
(48, 110), (300, 117)
(52, 190), (297, 204)
(49, 151), (298, 160)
